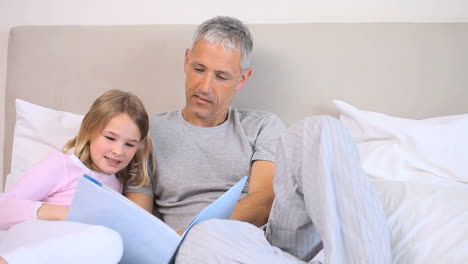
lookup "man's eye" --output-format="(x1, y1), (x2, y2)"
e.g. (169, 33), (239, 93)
(194, 67), (204, 72)
(217, 75), (228, 80)
(104, 136), (115, 141)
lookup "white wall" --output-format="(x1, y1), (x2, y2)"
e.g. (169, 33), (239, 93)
(1, 0), (467, 190)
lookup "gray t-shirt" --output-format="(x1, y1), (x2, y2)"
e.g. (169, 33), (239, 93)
(126, 107), (286, 231)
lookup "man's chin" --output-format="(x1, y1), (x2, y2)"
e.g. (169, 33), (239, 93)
(187, 104), (208, 115)
(192, 111), (211, 120)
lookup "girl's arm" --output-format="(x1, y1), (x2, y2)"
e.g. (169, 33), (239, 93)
(0, 151), (68, 229)
(37, 203), (70, 221)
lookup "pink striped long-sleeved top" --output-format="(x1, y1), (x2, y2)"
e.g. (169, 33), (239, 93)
(0, 150), (122, 230)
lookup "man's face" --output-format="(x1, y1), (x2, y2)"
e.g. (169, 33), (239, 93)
(183, 40), (251, 126)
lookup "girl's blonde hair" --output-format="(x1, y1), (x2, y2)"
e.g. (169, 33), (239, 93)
(63, 89), (154, 187)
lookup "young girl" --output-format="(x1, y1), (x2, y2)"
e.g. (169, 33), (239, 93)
(0, 90), (155, 264)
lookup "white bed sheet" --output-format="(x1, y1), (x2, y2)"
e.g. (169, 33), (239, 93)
(372, 179), (468, 263)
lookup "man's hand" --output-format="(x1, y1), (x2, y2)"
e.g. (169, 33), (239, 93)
(230, 160), (275, 227)
(37, 203), (70, 221)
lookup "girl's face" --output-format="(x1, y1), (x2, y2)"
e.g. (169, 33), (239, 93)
(89, 113), (142, 174)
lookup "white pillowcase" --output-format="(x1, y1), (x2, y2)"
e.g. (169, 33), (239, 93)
(334, 100), (468, 263)
(6, 99), (83, 190)
(333, 100), (468, 185)
(372, 180), (468, 263)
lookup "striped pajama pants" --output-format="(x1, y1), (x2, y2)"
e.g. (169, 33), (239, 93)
(176, 116), (392, 264)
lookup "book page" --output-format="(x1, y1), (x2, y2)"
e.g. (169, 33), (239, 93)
(68, 176), (181, 264)
(68, 175), (248, 264)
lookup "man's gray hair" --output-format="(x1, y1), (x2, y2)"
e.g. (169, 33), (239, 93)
(193, 16), (253, 72)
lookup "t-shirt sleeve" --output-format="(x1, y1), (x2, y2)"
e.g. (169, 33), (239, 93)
(123, 175), (155, 197)
(251, 114), (287, 163)
(0, 151), (67, 230)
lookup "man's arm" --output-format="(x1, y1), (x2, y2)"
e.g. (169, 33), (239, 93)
(125, 192), (154, 213)
(230, 160), (275, 227)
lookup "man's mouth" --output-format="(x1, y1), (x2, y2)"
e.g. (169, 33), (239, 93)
(194, 95), (212, 104)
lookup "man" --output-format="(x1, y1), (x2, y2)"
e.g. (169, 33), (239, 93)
(126, 16), (392, 263)
(125, 16), (285, 235)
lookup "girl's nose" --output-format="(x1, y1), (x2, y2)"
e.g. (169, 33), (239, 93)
(112, 144), (124, 155)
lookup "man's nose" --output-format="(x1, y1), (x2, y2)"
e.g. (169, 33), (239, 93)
(198, 74), (213, 93)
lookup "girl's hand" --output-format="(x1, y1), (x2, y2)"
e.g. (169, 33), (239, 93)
(37, 203), (70, 221)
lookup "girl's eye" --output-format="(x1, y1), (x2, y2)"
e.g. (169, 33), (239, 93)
(104, 136), (115, 141)
(125, 143), (136, 147)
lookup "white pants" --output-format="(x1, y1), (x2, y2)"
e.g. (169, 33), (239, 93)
(0, 220), (123, 264)
(177, 116), (392, 264)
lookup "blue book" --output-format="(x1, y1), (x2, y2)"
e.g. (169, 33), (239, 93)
(67, 175), (248, 264)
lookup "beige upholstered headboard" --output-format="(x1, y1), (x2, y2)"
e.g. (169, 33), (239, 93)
(4, 23), (468, 183)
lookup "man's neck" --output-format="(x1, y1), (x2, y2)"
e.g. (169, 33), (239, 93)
(181, 107), (229, 127)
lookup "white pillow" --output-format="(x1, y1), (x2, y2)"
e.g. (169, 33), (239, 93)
(6, 99), (83, 190)
(334, 100), (468, 263)
(372, 180), (468, 263)
(333, 100), (468, 185)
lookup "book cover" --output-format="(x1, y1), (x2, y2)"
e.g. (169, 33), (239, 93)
(67, 175), (247, 264)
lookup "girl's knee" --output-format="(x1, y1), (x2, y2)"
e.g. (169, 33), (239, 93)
(82, 225), (123, 262)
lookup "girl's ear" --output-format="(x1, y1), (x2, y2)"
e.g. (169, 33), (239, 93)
(137, 136), (148, 152)
(138, 141), (144, 151)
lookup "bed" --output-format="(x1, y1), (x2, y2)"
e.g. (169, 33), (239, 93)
(2, 23), (468, 263)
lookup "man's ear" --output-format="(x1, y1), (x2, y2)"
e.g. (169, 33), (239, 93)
(183, 48), (191, 74)
(234, 68), (253, 91)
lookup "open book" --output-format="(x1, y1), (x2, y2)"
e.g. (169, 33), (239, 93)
(67, 175), (248, 264)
